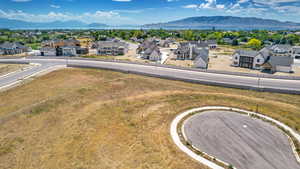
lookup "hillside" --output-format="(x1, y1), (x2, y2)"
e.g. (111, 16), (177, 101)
(143, 16), (300, 30)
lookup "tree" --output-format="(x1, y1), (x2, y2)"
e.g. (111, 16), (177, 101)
(182, 30), (194, 41)
(247, 38), (262, 50)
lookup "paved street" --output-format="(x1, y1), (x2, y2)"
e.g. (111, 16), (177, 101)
(0, 58), (300, 93)
(183, 111), (300, 169)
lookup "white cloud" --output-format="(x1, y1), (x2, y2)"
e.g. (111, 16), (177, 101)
(11, 0), (31, 2)
(112, 0), (131, 1)
(198, 0), (226, 9)
(183, 4), (198, 9)
(50, 5), (60, 9)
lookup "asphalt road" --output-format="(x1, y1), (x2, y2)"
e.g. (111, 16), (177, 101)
(183, 111), (300, 169)
(0, 58), (300, 94)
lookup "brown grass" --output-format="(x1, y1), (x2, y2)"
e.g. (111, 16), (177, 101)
(0, 68), (299, 169)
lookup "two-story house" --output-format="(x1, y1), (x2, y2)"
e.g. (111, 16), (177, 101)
(93, 41), (128, 56)
(232, 45), (294, 73)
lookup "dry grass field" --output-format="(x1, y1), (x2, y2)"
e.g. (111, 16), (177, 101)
(0, 64), (30, 76)
(0, 68), (300, 169)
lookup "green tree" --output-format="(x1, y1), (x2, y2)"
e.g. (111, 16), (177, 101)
(182, 30), (194, 41)
(247, 38), (262, 50)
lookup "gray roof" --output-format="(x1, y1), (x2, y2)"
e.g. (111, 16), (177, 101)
(179, 41), (209, 48)
(0, 42), (27, 49)
(268, 55), (293, 67)
(94, 41), (128, 48)
(194, 48), (209, 63)
(235, 50), (258, 57)
(258, 47), (270, 60)
(270, 44), (292, 52)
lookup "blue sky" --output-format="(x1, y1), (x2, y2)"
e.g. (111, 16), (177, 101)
(0, 0), (300, 25)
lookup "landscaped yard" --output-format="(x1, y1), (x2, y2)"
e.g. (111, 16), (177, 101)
(0, 68), (300, 169)
(0, 64), (30, 76)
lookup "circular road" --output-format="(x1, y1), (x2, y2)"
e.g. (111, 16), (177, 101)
(183, 110), (300, 169)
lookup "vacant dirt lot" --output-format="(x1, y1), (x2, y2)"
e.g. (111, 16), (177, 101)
(0, 68), (300, 169)
(0, 64), (30, 76)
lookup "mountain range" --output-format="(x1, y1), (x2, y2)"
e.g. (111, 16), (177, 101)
(0, 18), (109, 29)
(1, 16), (300, 30)
(143, 16), (300, 30)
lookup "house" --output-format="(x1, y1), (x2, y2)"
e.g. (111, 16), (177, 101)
(175, 41), (209, 69)
(93, 41), (128, 56)
(142, 46), (162, 61)
(61, 47), (77, 56)
(77, 37), (94, 48)
(137, 39), (161, 61)
(137, 39), (156, 53)
(233, 44), (294, 73)
(0, 42), (29, 55)
(175, 41), (209, 60)
(40, 47), (56, 56)
(194, 48), (209, 69)
(158, 40), (170, 48)
(206, 40), (218, 49)
(42, 39), (81, 49)
(232, 50), (260, 69)
(261, 45), (294, 73)
(223, 38), (233, 44)
(40, 39), (88, 56)
(158, 39), (174, 48)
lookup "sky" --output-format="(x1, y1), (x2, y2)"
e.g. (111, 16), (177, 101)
(0, 0), (300, 25)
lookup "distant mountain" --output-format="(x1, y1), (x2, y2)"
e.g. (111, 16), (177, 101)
(88, 23), (109, 27)
(143, 16), (300, 30)
(0, 18), (103, 29)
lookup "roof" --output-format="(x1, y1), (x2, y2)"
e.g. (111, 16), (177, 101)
(235, 50), (258, 57)
(179, 41), (209, 48)
(194, 48), (209, 63)
(268, 55), (293, 67)
(258, 47), (270, 60)
(0, 42), (27, 49)
(270, 44), (292, 53)
(149, 49), (161, 58)
(94, 41), (128, 48)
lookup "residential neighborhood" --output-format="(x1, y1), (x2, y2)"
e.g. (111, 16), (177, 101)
(2, 0), (300, 168)
(0, 29), (300, 76)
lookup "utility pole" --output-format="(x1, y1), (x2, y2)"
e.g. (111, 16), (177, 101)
(256, 73), (261, 113)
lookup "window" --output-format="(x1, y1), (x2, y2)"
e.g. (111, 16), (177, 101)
(257, 59), (260, 62)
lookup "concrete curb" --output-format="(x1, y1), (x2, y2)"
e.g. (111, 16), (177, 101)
(170, 106), (300, 169)
(0, 63), (37, 79)
(0, 65), (66, 91)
